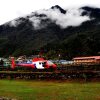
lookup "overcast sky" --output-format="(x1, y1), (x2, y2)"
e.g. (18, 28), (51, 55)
(0, 0), (100, 25)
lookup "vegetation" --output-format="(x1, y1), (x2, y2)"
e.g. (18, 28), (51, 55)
(0, 80), (100, 100)
(0, 6), (100, 59)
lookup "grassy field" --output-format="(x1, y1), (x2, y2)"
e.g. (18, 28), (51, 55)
(0, 80), (100, 100)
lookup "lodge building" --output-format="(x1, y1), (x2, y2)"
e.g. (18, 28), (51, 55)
(73, 56), (100, 64)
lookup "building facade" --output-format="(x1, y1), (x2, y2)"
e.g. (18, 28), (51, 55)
(73, 56), (100, 64)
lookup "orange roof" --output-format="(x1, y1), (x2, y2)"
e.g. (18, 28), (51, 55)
(73, 56), (100, 60)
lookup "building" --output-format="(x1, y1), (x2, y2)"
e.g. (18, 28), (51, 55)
(73, 56), (100, 64)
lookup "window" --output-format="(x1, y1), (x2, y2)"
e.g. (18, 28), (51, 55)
(39, 62), (41, 65)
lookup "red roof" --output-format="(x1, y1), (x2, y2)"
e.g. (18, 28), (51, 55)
(73, 56), (100, 60)
(32, 58), (46, 62)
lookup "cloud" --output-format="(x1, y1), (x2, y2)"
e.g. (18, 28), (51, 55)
(8, 6), (91, 29)
(0, 0), (100, 25)
(8, 19), (21, 27)
(36, 7), (91, 28)
(29, 14), (48, 29)
(29, 16), (41, 29)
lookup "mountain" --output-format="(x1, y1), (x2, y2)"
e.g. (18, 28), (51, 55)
(0, 5), (100, 59)
(51, 5), (66, 14)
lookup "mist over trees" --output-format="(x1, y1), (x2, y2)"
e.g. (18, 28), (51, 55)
(0, 6), (100, 59)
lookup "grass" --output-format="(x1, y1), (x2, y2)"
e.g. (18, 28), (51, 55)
(0, 79), (100, 100)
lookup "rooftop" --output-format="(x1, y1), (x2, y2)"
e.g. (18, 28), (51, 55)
(73, 56), (100, 60)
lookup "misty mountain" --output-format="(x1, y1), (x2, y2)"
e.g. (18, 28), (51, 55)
(51, 5), (66, 14)
(0, 5), (100, 59)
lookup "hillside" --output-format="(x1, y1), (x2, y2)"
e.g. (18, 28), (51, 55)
(0, 5), (100, 59)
